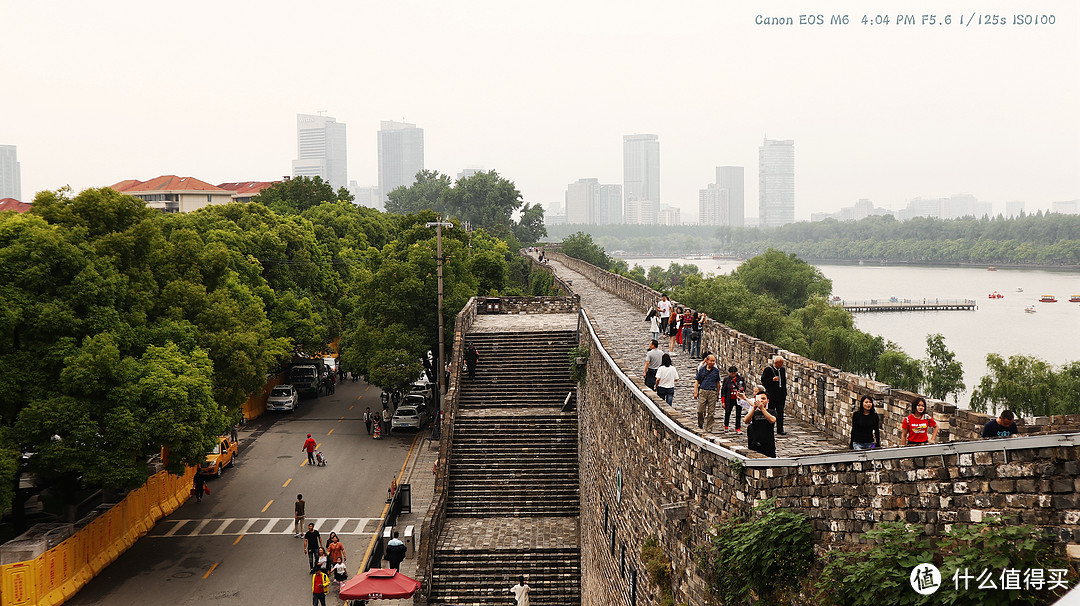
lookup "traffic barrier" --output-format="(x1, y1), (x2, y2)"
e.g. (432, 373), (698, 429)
(0, 466), (195, 606)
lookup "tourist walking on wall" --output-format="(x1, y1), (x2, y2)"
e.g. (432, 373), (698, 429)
(694, 354), (722, 430)
(667, 307), (680, 352)
(982, 410), (1019, 438)
(657, 294), (672, 333)
(689, 311), (704, 359)
(680, 308), (693, 352)
(761, 355), (788, 435)
(647, 309), (661, 342)
(643, 340), (663, 389)
(902, 397), (938, 446)
(850, 395), (881, 450)
(510, 576), (531, 606)
(464, 342), (479, 379)
(654, 353), (679, 407)
(745, 388), (777, 457)
(721, 366), (748, 432)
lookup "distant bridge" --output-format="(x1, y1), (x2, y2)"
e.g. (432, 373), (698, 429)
(837, 298), (977, 312)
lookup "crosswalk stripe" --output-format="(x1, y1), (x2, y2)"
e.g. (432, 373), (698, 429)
(152, 517), (381, 538)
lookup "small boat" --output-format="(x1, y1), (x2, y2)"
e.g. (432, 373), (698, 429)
(1070, 295), (1080, 303)
(1039, 295), (1057, 303)
(988, 291), (1004, 299)
(1025, 305), (1037, 313)
(987, 266), (997, 271)
(1016, 287), (1024, 292)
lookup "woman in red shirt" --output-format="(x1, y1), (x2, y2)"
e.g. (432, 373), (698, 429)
(902, 397), (938, 445)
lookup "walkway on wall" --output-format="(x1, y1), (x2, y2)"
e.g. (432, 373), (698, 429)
(429, 313), (581, 605)
(545, 256), (849, 457)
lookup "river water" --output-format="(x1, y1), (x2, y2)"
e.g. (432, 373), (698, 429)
(621, 257), (1080, 407)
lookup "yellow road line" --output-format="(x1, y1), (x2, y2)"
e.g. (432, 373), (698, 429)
(349, 405), (354, 410)
(283, 478), (292, 488)
(339, 416), (344, 422)
(365, 385), (371, 391)
(262, 500), (274, 512)
(358, 433), (420, 570)
(327, 429), (334, 436)
(233, 535), (244, 545)
(202, 562), (219, 579)
(300, 460), (306, 467)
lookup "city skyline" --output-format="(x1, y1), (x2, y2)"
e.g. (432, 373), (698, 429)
(291, 113), (348, 191)
(377, 120), (425, 207)
(1, 1), (1076, 219)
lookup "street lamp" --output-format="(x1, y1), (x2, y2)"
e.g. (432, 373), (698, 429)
(425, 218), (454, 433)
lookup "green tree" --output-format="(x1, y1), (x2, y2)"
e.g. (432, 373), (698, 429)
(559, 231), (613, 270)
(922, 334), (964, 402)
(733, 248), (832, 311)
(970, 354), (1079, 416)
(875, 345), (925, 393)
(513, 202), (547, 244)
(444, 170), (523, 231)
(384, 170), (452, 216)
(252, 176), (352, 215)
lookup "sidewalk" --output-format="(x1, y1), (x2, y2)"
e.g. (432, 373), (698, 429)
(340, 428), (440, 605)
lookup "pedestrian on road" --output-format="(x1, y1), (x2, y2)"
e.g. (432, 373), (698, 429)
(694, 354), (722, 431)
(311, 569), (330, 606)
(465, 342), (479, 380)
(294, 494), (306, 537)
(315, 547), (329, 573)
(761, 355), (788, 435)
(364, 408), (373, 435)
(381, 405), (392, 437)
(643, 339), (663, 389)
(654, 353), (679, 407)
(326, 532), (346, 565)
(510, 575), (531, 606)
(384, 531), (407, 570)
(304, 523), (323, 572)
(193, 472), (206, 503)
(302, 434), (317, 465)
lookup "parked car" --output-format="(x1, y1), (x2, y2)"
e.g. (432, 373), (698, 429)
(199, 436), (237, 477)
(266, 384), (299, 412)
(392, 403), (430, 430)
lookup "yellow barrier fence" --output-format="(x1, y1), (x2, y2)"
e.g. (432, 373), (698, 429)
(0, 467), (195, 606)
(241, 371), (286, 421)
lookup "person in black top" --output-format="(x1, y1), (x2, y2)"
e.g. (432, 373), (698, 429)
(721, 366), (747, 432)
(304, 523), (322, 572)
(850, 395), (881, 450)
(982, 410), (1019, 438)
(744, 388), (777, 457)
(464, 343), (479, 379)
(761, 355), (788, 435)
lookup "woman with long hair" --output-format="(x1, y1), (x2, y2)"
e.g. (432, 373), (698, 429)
(850, 395), (881, 450)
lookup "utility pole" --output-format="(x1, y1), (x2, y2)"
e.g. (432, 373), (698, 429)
(426, 218), (453, 432)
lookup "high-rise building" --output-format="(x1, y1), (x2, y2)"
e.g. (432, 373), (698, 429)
(0, 145), (21, 201)
(699, 184), (724, 226)
(599, 184), (623, 225)
(291, 114), (348, 191)
(699, 166), (744, 227)
(758, 138), (795, 227)
(623, 134), (660, 225)
(378, 120), (425, 207)
(565, 178), (600, 224)
(657, 203), (681, 225)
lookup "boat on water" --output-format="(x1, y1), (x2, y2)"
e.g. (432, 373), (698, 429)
(1040, 295), (1057, 303)
(1070, 295), (1080, 303)
(1025, 305), (1037, 313)
(988, 291), (1004, 299)
(1017, 287), (1024, 292)
(987, 266), (997, 271)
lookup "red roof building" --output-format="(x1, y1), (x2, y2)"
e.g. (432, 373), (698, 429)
(110, 175), (234, 213)
(216, 181), (279, 203)
(0, 198), (31, 213)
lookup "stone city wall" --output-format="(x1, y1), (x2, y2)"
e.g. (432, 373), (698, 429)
(525, 252), (574, 296)
(576, 310), (1080, 606)
(494, 295), (580, 315)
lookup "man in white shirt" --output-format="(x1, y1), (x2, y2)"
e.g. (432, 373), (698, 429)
(657, 295), (672, 333)
(510, 576), (530, 606)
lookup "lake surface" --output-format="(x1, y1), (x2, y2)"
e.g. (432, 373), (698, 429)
(621, 257), (1080, 407)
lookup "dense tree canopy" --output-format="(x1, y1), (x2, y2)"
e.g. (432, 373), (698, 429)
(970, 355), (1080, 416)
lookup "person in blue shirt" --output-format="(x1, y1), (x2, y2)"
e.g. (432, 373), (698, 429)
(981, 410), (1019, 438)
(694, 354), (722, 431)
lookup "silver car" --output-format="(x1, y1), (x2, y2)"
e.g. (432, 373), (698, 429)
(266, 385), (299, 412)
(391, 405), (429, 430)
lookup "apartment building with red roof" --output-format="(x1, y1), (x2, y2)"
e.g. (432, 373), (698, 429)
(216, 181), (279, 203)
(110, 175), (234, 213)
(0, 198), (31, 213)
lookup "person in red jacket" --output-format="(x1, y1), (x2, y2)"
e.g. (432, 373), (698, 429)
(302, 434), (317, 465)
(902, 398), (938, 446)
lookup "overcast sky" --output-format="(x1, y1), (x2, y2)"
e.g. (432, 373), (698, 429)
(3, 0), (1077, 220)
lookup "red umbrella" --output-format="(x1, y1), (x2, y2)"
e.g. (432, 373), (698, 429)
(339, 568), (422, 601)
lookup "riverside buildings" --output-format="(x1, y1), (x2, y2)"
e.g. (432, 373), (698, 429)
(291, 114), (348, 191)
(378, 120), (425, 207)
(699, 166), (745, 227)
(623, 134), (660, 225)
(758, 138), (795, 228)
(0, 145), (21, 201)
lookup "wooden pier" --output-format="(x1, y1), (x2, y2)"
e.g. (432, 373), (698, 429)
(838, 298), (976, 312)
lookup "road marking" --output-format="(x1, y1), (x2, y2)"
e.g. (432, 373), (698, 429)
(339, 417), (344, 422)
(151, 518), (381, 538)
(262, 500), (274, 512)
(365, 385), (370, 391)
(300, 459), (306, 467)
(359, 433), (420, 568)
(327, 429), (334, 435)
(282, 478), (291, 488)
(349, 405), (354, 410)
(203, 563), (218, 579)
(233, 535), (244, 545)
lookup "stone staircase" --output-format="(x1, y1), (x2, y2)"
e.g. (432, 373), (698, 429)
(429, 328), (581, 606)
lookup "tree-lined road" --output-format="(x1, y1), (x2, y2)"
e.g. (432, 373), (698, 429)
(67, 377), (418, 605)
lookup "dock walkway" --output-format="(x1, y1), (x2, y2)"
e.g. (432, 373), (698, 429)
(839, 298), (976, 312)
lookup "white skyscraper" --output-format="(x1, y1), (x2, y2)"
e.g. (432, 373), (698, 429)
(378, 120), (425, 206)
(758, 139), (795, 228)
(565, 178), (600, 224)
(599, 184), (623, 225)
(0, 145), (21, 201)
(292, 114), (348, 191)
(623, 134), (660, 224)
(701, 166), (745, 227)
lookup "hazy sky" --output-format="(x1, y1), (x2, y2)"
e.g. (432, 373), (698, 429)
(3, 0), (1077, 220)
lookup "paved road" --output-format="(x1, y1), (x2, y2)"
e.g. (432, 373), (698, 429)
(67, 377), (421, 605)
